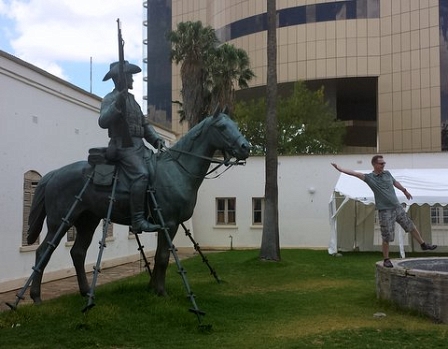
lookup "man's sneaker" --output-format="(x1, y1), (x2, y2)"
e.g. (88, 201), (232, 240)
(383, 259), (393, 268)
(421, 243), (437, 251)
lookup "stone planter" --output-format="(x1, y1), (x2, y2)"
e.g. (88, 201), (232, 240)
(376, 257), (448, 323)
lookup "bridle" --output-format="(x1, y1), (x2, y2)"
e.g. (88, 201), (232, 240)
(157, 113), (247, 179)
(163, 147), (246, 179)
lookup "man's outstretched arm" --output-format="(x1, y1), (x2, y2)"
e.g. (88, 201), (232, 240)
(331, 163), (365, 181)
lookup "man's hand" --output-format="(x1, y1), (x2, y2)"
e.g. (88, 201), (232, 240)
(115, 91), (127, 111)
(330, 163), (365, 180)
(404, 190), (413, 200)
(156, 138), (165, 151)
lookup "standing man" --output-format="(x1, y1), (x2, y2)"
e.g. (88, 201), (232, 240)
(99, 61), (164, 233)
(331, 155), (437, 268)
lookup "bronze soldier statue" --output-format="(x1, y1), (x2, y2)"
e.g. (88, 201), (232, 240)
(99, 61), (163, 232)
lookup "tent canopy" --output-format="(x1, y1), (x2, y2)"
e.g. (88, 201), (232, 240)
(328, 169), (448, 255)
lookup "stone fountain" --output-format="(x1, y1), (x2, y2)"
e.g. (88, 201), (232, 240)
(376, 257), (448, 323)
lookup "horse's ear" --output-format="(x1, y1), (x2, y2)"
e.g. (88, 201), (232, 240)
(221, 105), (229, 115)
(213, 104), (220, 118)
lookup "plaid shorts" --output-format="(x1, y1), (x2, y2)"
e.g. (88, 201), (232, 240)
(378, 205), (415, 243)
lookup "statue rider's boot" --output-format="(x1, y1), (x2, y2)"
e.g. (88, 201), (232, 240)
(130, 180), (161, 233)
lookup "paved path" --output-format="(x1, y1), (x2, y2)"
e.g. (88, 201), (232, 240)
(0, 251), (196, 312)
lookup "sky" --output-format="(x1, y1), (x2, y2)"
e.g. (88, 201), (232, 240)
(0, 0), (147, 104)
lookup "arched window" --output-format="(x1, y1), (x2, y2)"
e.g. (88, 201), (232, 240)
(22, 171), (42, 246)
(66, 219), (113, 243)
(66, 226), (77, 242)
(23, 170), (113, 246)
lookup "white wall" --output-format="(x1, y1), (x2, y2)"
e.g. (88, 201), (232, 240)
(191, 153), (448, 250)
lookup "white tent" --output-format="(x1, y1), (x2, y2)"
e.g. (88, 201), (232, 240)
(329, 169), (448, 256)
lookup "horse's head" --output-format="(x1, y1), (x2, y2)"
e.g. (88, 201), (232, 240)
(208, 109), (250, 161)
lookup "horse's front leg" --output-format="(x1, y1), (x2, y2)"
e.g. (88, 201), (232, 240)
(149, 225), (178, 296)
(149, 241), (170, 296)
(71, 216), (99, 297)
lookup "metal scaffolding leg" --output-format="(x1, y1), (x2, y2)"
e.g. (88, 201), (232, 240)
(82, 169), (119, 313)
(134, 232), (152, 277)
(147, 187), (206, 326)
(181, 222), (221, 284)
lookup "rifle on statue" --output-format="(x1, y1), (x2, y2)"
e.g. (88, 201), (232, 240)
(116, 18), (133, 148)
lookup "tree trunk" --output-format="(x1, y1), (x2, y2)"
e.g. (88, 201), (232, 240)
(260, 0), (280, 261)
(181, 62), (207, 127)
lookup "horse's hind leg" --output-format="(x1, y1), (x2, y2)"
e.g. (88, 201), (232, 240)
(29, 222), (67, 304)
(71, 213), (100, 297)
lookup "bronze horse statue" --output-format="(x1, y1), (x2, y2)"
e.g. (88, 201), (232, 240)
(26, 111), (250, 304)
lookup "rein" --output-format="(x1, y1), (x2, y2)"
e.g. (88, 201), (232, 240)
(163, 147), (246, 179)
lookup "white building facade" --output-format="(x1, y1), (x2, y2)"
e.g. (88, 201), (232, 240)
(192, 153), (448, 252)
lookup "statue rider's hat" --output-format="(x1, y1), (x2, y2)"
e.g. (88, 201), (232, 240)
(102, 61), (141, 81)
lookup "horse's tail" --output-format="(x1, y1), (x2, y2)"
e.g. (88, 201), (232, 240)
(27, 171), (54, 245)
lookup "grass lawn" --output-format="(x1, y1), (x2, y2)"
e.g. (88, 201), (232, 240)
(1, 249), (447, 348)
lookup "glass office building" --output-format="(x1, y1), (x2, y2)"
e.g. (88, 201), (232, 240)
(145, 0), (446, 153)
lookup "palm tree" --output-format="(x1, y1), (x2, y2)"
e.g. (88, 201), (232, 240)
(208, 43), (255, 113)
(260, 0), (280, 261)
(168, 21), (218, 126)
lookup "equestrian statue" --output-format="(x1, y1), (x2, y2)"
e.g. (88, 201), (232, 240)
(24, 104), (249, 305)
(17, 22), (250, 308)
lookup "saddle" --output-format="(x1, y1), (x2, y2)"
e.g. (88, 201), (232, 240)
(88, 147), (116, 186)
(87, 147), (156, 222)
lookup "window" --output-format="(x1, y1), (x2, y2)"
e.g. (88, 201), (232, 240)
(216, 198), (236, 225)
(335, 3), (347, 20)
(252, 197), (265, 225)
(22, 171), (42, 246)
(366, 0), (380, 18)
(216, 1), (381, 41)
(67, 219), (113, 243)
(66, 226), (77, 242)
(431, 206), (448, 225)
(431, 205), (448, 245)
(306, 4), (316, 23)
(103, 219), (113, 238)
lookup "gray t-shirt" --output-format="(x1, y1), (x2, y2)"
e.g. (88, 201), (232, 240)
(364, 171), (400, 210)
